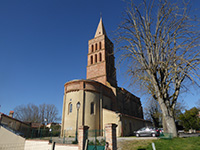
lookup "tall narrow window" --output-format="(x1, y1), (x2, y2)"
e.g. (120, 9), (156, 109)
(99, 42), (101, 49)
(95, 43), (98, 50)
(99, 53), (102, 62)
(69, 103), (72, 114)
(91, 55), (93, 64)
(90, 102), (94, 114)
(91, 45), (94, 52)
(129, 122), (132, 132)
(95, 54), (97, 63)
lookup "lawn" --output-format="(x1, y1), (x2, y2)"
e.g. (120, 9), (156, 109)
(118, 139), (155, 150)
(118, 137), (200, 150)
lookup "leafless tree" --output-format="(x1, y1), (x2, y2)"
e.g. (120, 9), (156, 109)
(144, 98), (186, 128)
(14, 103), (60, 123)
(39, 103), (60, 123)
(116, 0), (200, 137)
(14, 103), (39, 122)
(196, 99), (200, 109)
(174, 100), (186, 121)
(144, 98), (161, 127)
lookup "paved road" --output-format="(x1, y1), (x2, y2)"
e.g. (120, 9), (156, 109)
(118, 136), (158, 141)
(117, 133), (200, 141)
(179, 133), (200, 138)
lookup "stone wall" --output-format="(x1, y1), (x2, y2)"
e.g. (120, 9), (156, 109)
(105, 124), (117, 150)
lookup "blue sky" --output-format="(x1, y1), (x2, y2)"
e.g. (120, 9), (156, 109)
(0, 0), (200, 119)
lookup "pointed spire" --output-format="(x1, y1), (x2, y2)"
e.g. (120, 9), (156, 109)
(94, 17), (107, 38)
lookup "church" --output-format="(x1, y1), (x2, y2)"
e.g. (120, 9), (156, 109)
(60, 18), (151, 137)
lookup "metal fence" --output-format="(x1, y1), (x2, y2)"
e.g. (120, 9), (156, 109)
(87, 130), (106, 150)
(0, 123), (77, 145)
(29, 129), (77, 144)
(0, 123), (31, 138)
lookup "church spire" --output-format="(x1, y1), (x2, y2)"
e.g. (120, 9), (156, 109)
(94, 17), (107, 38)
(87, 17), (117, 87)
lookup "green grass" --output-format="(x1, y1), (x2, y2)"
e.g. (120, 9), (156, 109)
(147, 137), (200, 150)
(118, 137), (200, 150)
(118, 139), (155, 150)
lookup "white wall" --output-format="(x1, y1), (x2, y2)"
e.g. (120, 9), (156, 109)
(24, 140), (51, 150)
(0, 126), (25, 150)
(24, 140), (78, 150)
(0, 126), (78, 150)
(55, 144), (78, 150)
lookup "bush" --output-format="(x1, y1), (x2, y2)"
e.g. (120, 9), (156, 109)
(88, 139), (106, 146)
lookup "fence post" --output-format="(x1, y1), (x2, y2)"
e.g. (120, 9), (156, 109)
(63, 130), (65, 144)
(105, 123), (117, 150)
(78, 126), (89, 150)
(51, 141), (56, 150)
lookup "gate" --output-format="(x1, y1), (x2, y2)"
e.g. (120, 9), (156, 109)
(87, 129), (106, 150)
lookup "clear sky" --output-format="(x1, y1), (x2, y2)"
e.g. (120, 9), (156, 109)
(0, 0), (200, 119)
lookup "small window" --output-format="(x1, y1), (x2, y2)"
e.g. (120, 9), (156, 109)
(69, 103), (72, 114)
(95, 54), (97, 63)
(90, 102), (94, 114)
(99, 42), (101, 49)
(99, 53), (102, 62)
(91, 45), (94, 52)
(95, 43), (97, 50)
(91, 55), (93, 64)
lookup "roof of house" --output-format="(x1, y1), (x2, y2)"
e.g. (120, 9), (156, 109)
(30, 122), (42, 128)
(0, 112), (30, 126)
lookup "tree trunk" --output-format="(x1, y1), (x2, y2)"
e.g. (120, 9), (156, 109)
(159, 98), (178, 137)
(162, 115), (167, 132)
(164, 115), (177, 137)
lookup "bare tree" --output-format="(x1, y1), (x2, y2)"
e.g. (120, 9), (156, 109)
(39, 103), (46, 123)
(144, 98), (186, 128)
(116, 0), (200, 137)
(196, 99), (200, 109)
(174, 100), (186, 121)
(39, 103), (60, 124)
(144, 98), (161, 128)
(14, 103), (60, 123)
(14, 103), (40, 122)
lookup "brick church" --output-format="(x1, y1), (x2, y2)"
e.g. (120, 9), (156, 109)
(60, 18), (151, 137)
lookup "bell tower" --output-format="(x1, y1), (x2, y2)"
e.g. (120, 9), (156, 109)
(86, 18), (117, 87)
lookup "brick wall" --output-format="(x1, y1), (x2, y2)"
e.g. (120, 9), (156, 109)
(78, 126), (89, 150)
(105, 123), (117, 150)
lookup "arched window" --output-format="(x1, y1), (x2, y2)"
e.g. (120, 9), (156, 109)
(95, 43), (98, 50)
(90, 102), (94, 114)
(95, 54), (97, 63)
(91, 45), (94, 52)
(91, 55), (93, 64)
(68, 103), (72, 114)
(99, 42), (101, 49)
(99, 53), (102, 62)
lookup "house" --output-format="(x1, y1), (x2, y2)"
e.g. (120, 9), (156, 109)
(46, 122), (60, 128)
(0, 111), (31, 137)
